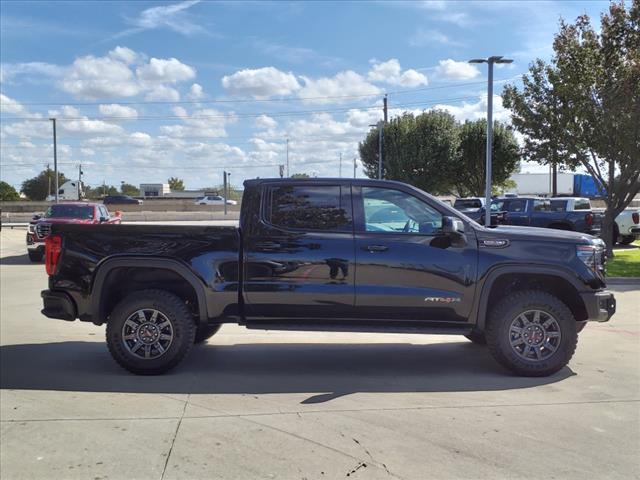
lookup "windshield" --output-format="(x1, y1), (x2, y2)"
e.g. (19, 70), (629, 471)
(454, 199), (482, 209)
(45, 205), (94, 219)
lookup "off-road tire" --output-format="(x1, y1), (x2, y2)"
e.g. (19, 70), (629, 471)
(464, 330), (487, 345)
(106, 289), (196, 375)
(486, 290), (578, 377)
(194, 324), (222, 344)
(28, 250), (43, 262)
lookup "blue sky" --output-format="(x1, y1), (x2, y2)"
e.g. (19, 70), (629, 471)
(0, 0), (609, 191)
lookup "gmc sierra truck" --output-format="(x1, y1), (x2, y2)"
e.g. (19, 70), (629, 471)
(41, 178), (616, 376)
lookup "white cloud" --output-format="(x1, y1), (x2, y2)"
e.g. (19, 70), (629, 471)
(145, 84), (181, 101)
(367, 59), (427, 87)
(58, 47), (196, 100)
(255, 114), (277, 130)
(409, 29), (463, 47)
(120, 0), (205, 37)
(136, 58), (196, 84)
(188, 83), (204, 100)
(1, 93), (31, 116)
(0, 62), (64, 84)
(59, 51), (140, 98)
(98, 104), (138, 119)
(298, 71), (380, 103)
(434, 59), (480, 80)
(160, 108), (235, 138)
(221, 67), (301, 99)
(433, 94), (508, 123)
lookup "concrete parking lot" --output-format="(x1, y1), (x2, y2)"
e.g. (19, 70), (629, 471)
(1, 227), (639, 480)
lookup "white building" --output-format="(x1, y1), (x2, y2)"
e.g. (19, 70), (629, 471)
(139, 183), (170, 197)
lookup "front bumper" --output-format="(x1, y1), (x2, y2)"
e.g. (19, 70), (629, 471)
(580, 290), (616, 323)
(41, 290), (77, 321)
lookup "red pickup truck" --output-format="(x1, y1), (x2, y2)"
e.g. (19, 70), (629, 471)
(27, 202), (121, 262)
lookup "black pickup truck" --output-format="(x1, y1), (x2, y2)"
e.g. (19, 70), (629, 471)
(41, 178), (615, 376)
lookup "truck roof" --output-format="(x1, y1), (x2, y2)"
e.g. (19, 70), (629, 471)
(244, 177), (432, 188)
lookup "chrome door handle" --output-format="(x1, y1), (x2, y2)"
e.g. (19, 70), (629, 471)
(364, 245), (388, 252)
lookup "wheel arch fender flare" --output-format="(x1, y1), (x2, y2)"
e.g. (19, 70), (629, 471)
(91, 256), (209, 324)
(475, 265), (586, 331)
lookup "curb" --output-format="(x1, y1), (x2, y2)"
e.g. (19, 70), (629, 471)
(607, 277), (640, 285)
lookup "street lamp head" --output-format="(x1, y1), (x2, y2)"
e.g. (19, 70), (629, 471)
(468, 58), (486, 64)
(495, 58), (514, 64)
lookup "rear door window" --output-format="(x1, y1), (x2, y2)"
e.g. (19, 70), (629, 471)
(267, 185), (352, 232)
(573, 199), (591, 210)
(504, 199), (527, 212)
(533, 200), (550, 211)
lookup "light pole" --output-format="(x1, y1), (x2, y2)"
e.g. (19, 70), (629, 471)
(469, 56), (513, 226)
(368, 121), (384, 179)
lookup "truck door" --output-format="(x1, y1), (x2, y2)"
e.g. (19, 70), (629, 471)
(352, 185), (477, 323)
(530, 199), (552, 227)
(243, 182), (355, 319)
(503, 199), (529, 225)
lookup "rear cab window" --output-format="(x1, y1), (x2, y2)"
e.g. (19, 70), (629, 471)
(573, 199), (591, 210)
(265, 185), (352, 232)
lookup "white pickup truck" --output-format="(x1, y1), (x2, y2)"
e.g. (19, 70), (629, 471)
(553, 197), (639, 245)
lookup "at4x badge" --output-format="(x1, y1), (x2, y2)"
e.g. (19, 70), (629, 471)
(424, 296), (461, 304)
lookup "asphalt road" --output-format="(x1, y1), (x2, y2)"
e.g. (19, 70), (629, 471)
(1, 228), (639, 480)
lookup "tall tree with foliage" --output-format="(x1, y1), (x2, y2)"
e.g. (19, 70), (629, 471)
(120, 183), (139, 196)
(21, 169), (68, 200)
(503, 0), (640, 254)
(0, 181), (20, 201)
(168, 177), (185, 191)
(359, 111), (459, 194)
(451, 120), (520, 197)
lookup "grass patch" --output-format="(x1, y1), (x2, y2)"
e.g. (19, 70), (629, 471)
(607, 244), (640, 277)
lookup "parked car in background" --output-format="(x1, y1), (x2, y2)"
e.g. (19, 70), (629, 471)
(592, 207), (640, 245)
(453, 197), (507, 225)
(492, 196), (601, 235)
(103, 195), (142, 205)
(27, 202), (121, 262)
(41, 178), (615, 377)
(195, 195), (237, 206)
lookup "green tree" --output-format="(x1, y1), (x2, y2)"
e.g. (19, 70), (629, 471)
(359, 110), (459, 194)
(451, 120), (520, 197)
(168, 177), (185, 191)
(0, 181), (20, 201)
(502, 0), (640, 254)
(85, 185), (119, 199)
(21, 169), (68, 200)
(290, 173), (310, 179)
(120, 183), (139, 196)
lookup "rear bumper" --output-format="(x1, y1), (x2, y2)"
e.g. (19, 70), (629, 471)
(580, 290), (616, 323)
(630, 227), (640, 237)
(41, 290), (77, 321)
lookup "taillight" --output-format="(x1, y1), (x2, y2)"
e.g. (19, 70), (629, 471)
(585, 213), (593, 227)
(45, 234), (62, 275)
(633, 212), (639, 224)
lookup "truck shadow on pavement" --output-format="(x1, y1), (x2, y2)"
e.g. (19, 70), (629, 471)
(0, 253), (35, 265)
(0, 341), (574, 402)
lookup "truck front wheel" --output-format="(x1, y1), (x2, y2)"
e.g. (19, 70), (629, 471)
(486, 290), (578, 377)
(106, 289), (196, 375)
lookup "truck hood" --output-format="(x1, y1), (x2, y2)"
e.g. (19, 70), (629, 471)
(480, 225), (603, 245)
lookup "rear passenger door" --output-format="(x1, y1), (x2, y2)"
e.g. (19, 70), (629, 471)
(243, 182), (355, 320)
(503, 199), (529, 225)
(530, 199), (552, 227)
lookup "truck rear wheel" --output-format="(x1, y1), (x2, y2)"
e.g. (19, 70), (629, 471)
(194, 324), (222, 344)
(106, 289), (196, 375)
(486, 290), (578, 377)
(619, 235), (635, 245)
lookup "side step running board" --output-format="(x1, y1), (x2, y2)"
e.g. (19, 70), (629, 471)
(243, 322), (473, 335)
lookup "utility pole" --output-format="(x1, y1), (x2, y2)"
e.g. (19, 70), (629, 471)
(353, 157), (357, 178)
(383, 94), (388, 123)
(103, 179), (106, 197)
(78, 163), (83, 200)
(47, 164), (51, 198)
(286, 138), (290, 177)
(223, 171), (228, 216)
(50, 118), (58, 203)
(339, 153), (342, 178)
(378, 121), (384, 180)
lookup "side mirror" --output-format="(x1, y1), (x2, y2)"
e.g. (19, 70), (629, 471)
(32, 214), (42, 220)
(99, 216), (107, 223)
(442, 216), (465, 235)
